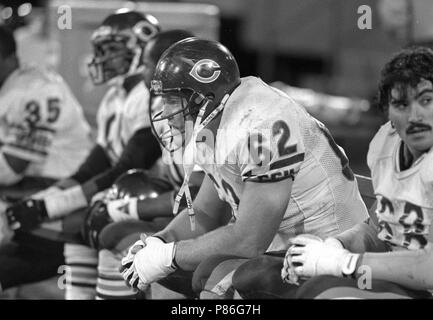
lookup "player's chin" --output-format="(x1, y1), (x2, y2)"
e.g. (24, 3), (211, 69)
(406, 133), (433, 153)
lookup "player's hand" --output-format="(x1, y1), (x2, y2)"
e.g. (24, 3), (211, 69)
(286, 234), (360, 278)
(106, 198), (138, 222)
(282, 234), (323, 284)
(6, 199), (48, 231)
(134, 237), (177, 287)
(121, 235), (177, 290)
(323, 237), (345, 249)
(120, 234), (147, 291)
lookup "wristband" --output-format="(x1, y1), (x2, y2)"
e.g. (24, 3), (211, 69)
(171, 242), (179, 270)
(128, 198), (139, 220)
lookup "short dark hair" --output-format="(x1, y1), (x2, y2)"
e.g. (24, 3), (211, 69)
(0, 25), (16, 58)
(377, 46), (433, 113)
(146, 29), (194, 65)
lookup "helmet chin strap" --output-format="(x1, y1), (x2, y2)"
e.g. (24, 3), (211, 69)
(126, 46), (143, 78)
(173, 93), (230, 231)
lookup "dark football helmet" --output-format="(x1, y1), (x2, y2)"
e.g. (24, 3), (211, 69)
(87, 9), (160, 85)
(82, 169), (171, 249)
(150, 38), (241, 151)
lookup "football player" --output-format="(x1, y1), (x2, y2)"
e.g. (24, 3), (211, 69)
(286, 46), (433, 299)
(1, 10), (162, 297)
(72, 30), (204, 300)
(0, 25), (92, 191)
(119, 38), (369, 299)
(0, 24), (93, 295)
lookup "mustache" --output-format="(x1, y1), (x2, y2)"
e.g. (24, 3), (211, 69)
(406, 122), (432, 134)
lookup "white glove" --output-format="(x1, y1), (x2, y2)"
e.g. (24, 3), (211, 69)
(120, 235), (147, 291)
(286, 234), (360, 278)
(107, 198), (139, 222)
(133, 237), (177, 287)
(281, 234), (323, 285)
(281, 246), (300, 285)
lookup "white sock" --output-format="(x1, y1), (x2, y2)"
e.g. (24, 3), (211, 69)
(64, 243), (98, 300)
(96, 249), (139, 300)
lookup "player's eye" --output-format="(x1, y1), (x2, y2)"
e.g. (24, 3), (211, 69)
(390, 100), (408, 110)
(419, 95), (433, 106)
(99, 42), (124, 55)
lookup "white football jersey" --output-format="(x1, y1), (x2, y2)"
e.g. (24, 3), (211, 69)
(0, 65), (92, 179)
(367, 122), (433, 250)
(96, 81), (151, 164)
(194, 77), (368, 251)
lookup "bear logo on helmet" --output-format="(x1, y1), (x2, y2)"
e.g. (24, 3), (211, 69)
(189, 59), (221, 84)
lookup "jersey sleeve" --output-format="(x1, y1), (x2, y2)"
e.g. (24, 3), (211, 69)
(421, 151), (433, 188)
(237, 104), (305, 183)
(366, 121), (394, 172)
(1, 82), (63, 163)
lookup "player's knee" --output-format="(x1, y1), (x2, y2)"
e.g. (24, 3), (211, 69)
(99, 222), (128, 250)
(156, 269), (196, 298)
(150, 282), (187, 299)
(192, 255), (233, 294)
(295, 275), (348, 299)
(193, 256), (248, 299)
(232, 255), (283, 298)
(98, 220), (156, 250)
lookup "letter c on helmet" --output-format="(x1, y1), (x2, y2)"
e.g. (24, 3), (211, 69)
(189, 59), (221, 84)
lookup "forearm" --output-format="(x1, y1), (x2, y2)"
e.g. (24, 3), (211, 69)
(357, 246), (433, 291)
(335, 219), (389, 253)
(154, 206), (221, 243)
(80, 128), (162, 200)
(175, 224), (260, 271)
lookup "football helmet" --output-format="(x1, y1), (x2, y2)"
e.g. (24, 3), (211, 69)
(150, 38), (241, 151)
(87, 9), (160, 85)
(82, 169), (171, 248)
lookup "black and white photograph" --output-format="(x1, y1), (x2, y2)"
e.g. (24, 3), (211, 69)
(0, 0), (431, 310)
